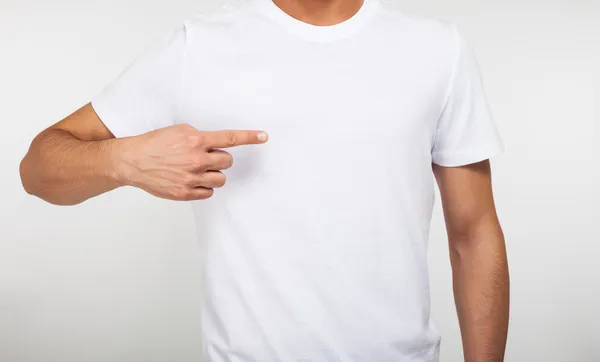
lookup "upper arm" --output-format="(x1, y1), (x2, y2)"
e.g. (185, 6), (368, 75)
(49, 22), (187, 142)
(50, 102), (115, 141)
(430, 27), (504, 239)
(431, 26), (503, 168)
(433, 160), (500, 239)
(89, 23), (188, 138)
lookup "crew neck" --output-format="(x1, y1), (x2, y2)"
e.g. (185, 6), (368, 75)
(252, 0), (380, 42)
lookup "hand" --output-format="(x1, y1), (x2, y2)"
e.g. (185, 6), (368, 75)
(117, 123), (268, 200)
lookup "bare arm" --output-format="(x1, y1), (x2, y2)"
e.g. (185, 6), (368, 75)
(20, 103), (268, 205)
(433, 160), (509, 362)
(19, 103), (126, 205)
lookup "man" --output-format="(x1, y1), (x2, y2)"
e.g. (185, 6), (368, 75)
(19, 0), (509, 361)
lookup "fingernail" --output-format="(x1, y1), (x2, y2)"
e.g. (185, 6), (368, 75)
(257, 132), (268, 142)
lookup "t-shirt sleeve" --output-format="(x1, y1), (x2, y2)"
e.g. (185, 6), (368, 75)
(431, 27), (504, 167)
(90, 22), (188, 138)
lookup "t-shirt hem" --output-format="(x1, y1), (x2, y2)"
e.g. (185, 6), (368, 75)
(432, 143), (505, 167)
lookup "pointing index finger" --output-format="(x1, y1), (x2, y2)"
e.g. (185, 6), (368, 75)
(202, 130), (268, 149)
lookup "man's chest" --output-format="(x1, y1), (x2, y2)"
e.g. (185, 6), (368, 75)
(180, 44), (448, 188)
(182, 41), (447, 140)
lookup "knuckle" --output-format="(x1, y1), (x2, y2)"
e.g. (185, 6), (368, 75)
(182, 173), (196, 187)
(176, 124), (195, 137)
(176, 123), (194, 132)
(187, 134), (204, 148)
(225, 131), (237, 146)
(175, 187), (193, 201)
(192, 155), (209, 170)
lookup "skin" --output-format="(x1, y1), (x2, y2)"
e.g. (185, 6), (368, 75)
(19, 103), (268, 205)
(434, 161), (510, 362)
(20, 0), (509, 360)
(271, 0), (365, 25)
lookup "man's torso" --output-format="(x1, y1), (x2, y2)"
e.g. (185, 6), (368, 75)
(178, 1), (456, 360)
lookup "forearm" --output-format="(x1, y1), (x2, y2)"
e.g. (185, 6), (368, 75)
(20, 128), (127, 205)
(450, 216), (509, 362)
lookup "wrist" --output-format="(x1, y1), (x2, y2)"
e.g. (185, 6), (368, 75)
(106, 137), (136, 188)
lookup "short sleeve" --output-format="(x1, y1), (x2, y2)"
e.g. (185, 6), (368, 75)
(431, 27), (504, 167)
(91, 23), (188, 138)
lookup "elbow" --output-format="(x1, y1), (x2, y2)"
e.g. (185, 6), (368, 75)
(19, 131), (85, 206)
(19, 154), (45, 199)
(19, 154), (36, 196)
(19, 153), (79, 206)
(19, 133), (44, 197)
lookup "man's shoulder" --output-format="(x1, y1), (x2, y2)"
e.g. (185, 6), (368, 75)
(376, 0), (458, 47)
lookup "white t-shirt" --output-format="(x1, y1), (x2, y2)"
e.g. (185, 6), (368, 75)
(91, 0), (504, 361)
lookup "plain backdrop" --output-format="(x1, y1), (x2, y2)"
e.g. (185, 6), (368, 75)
(1, 0), (598, 361)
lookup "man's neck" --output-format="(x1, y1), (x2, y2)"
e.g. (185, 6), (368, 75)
(270, 0), (365, 26)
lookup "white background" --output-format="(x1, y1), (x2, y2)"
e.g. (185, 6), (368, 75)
(1, 0), (598, 361)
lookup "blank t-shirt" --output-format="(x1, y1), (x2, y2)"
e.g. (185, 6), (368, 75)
(91, 0), (504, 361)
